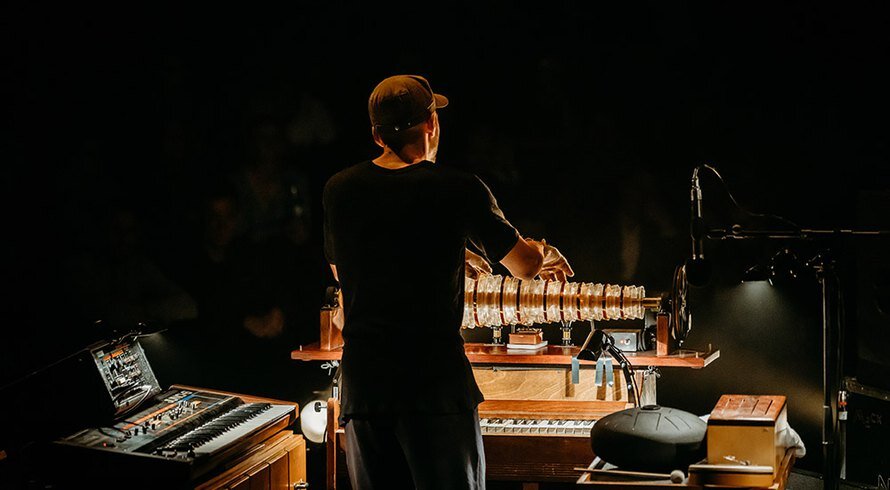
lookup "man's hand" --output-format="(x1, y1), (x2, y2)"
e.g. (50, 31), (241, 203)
(465, 248), (493, 279)
(536, 239), (574, 282)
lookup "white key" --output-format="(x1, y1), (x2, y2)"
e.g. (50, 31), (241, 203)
(562, 420), (581, 435)
(546, 419), (559, 434)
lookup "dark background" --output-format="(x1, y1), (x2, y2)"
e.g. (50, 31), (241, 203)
(4, 2), (889, 480)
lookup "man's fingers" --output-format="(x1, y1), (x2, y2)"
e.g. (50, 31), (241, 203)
(552, 256), (574, 277)
(552, 270), (566, 282)
(563, 261), (575, 277)
(467, 265), (489, 279)
(535, 240), (576, 281)
(539, 269), (569, 282)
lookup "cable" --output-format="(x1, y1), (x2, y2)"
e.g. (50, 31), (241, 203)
(696, 163), (803, 230)
(98, 427), (126, 438)
(605, 342), (642, 406)
(609, 347), (640, 407)
(113, 384), (154, 416)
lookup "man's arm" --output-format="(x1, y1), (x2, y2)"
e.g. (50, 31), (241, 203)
(499, 238), (544, 280)
(464, 175), (572, 281)
(500, 238), (574, 282)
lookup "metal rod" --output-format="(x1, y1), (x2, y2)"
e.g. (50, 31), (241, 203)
(575, 468), (672, 479)
(641, 297), (662, 310)
(818, 269), (837, 489)
(708, 227), (890, 240)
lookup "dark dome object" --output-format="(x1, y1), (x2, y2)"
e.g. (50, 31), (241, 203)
(591, 405), (707, 472)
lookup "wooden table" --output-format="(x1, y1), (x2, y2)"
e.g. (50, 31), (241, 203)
(293, 340), (720, 488)
(292, 342), (720, 368)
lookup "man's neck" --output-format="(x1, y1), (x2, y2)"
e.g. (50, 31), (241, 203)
(372, 147), (430, 169)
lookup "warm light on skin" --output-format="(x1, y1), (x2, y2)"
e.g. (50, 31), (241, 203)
(427, 111), (440, 162)
(370, 112), (439, 167)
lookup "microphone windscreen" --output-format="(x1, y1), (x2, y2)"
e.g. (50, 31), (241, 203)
(685, 258), (712, 287)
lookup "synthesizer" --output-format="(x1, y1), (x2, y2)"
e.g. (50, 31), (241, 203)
(54, 387), (296, 483)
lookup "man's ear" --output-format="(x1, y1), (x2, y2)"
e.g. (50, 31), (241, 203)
(424, 112), (438, 134)
(371, 126), (385, 148)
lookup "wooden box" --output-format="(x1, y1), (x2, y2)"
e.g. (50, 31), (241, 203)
(508, 329), (544, 345)
(706, 394), (787, 476)
(320, 307), (344, 351)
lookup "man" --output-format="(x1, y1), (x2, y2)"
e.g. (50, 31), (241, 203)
(323, 74), (573, 489)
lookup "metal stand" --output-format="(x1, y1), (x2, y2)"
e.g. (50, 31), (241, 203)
(688, 163), (888, 488)
(708, 226), (867, 490)
(812, 254), (839, 490)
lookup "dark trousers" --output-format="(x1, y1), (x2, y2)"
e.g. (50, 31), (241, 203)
(344, 408), (486, 490)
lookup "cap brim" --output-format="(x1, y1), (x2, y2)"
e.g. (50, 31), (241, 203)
(434, 93), (449, 110)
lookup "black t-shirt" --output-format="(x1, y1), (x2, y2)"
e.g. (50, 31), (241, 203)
(323, 160), (520, 418)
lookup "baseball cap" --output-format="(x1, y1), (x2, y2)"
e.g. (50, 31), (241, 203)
(368, 75), (448, 133)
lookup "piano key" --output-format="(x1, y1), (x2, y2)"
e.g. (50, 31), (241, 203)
(156, 403), (291, 457)
(478, 416), (597, 437)
(189, 404), (293, 456)
(543, 420), (555, 434)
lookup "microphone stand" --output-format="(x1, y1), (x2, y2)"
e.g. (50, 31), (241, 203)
(811, 254), (838, 489)
(687, 164), (890, 488)
(706, 225), (889, 489)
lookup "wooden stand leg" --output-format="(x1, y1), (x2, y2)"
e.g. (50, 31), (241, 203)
(326, 398), (341, 490)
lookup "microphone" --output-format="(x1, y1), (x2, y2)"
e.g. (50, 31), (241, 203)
(686, 167), (712, 287)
